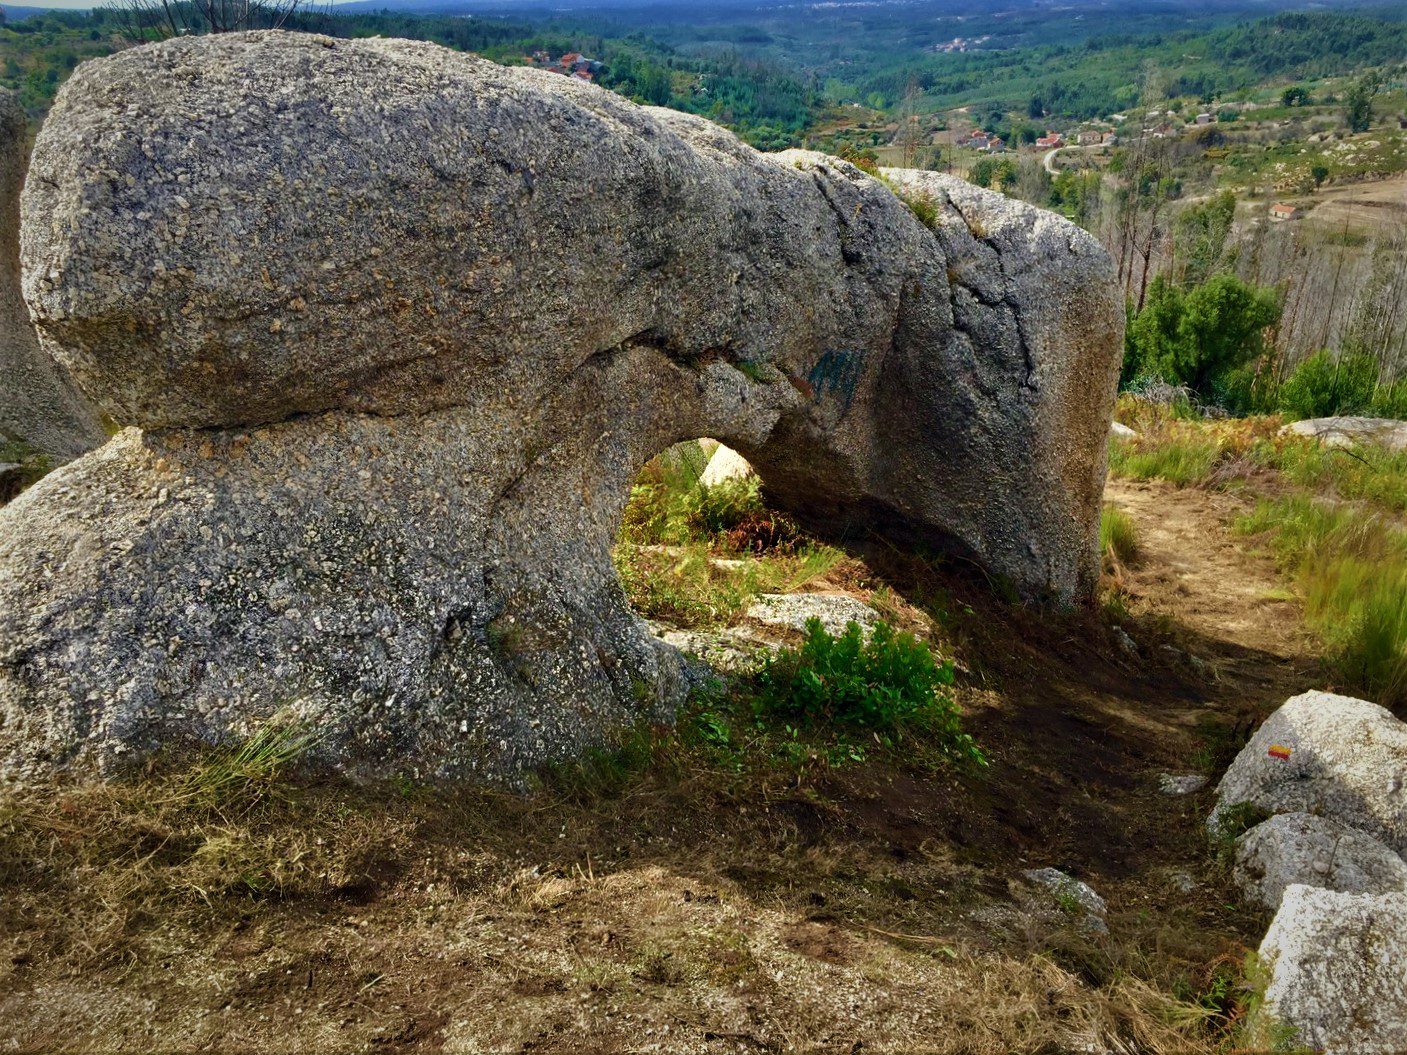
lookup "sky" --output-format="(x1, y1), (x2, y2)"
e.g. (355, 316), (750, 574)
(3, 0), (364, 9)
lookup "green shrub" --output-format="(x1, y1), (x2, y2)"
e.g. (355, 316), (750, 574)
(1277, 350), (1379, 421)
(757, 618), (982, 763)
(1370, 381), (1407, 419)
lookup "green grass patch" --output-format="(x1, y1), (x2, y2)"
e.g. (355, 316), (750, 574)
(1107, 434), (1225, 487)
(1236, 495), (1407, 708)
(166, 712), (324, 811)
(1268, 438), (1407, 515)
(615, 441), (845, 629)
(1100, 505), (1139, 564)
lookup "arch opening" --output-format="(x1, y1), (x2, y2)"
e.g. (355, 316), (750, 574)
(611, 438), (850, 646)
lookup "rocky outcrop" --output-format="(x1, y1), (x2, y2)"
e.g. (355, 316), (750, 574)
(0, 91), (103, 464)
(1235, 812), (1407, 911)
(1210, 691), (1407, 854)
(1282, 416), (1407, 452)
(0, 32), (1121, 781)
(1257, 885), (1407, 1054)
(1216, 693), (1407, 1050)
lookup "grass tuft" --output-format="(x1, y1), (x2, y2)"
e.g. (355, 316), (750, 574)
(1100, 505), (1139, 565)
(1236, 495), (1407, 708)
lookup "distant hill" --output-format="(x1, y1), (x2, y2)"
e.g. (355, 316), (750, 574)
(0, 5), (71, 18)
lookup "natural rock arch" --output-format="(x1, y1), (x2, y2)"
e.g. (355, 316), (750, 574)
(0, 32), (1121, 782)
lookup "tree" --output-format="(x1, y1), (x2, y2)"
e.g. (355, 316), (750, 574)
(896, 75), (924, 169)
(1173, 190), (1236, 287)
(1281, 86), (1310, 108)
(1311, 164), (1330, 189)
(1174, 275), (1281, 393)
(968, 156), (1017, 193)
(1344, 78), (1375, 133)
(1124, 274), (1281, 396)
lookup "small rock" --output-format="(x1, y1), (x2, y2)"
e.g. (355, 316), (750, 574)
(1023, 867), (1108, 935)
(1112, 626), (1138, 655)
(745, 594), (881, 637)
(1110, 421), (1138, 442)
(1257, 885), (1407, 1053)
(655, 627), (768, 674)
(1235, 812), (1407, 911)
(1167, 869), (1197, 894)
(1159, 773), (1207, 796)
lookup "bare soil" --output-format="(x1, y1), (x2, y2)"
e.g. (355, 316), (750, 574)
(1299, 170), (1407, 235)
(0, 477), (1325, 1054)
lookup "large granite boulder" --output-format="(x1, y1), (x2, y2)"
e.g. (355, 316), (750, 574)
(0, 91), (103, 465)
(1211, 691), (1407, 854)
(0, 32), (1121, 781)
(1257, 885), (1407, 1053)
(1282, 416), (1407, 452)
(1235, 812), (1407, 911)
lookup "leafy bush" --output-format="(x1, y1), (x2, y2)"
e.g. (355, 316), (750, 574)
(1123, 275), (1281, 402)
(1277, 350), (1378, 421)
(757, 618), (982, 763)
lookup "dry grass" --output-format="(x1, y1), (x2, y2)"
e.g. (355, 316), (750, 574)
(1108, 397), (1284, 490)
(0, 750), (1250, 1054)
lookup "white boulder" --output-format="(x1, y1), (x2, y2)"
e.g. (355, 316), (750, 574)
(1211, 691), (1407, 854)
(1282, 416), (1407, 452)
(1235, 812), (1407, 911)
(1257, 885), (1407, 1053)
(699, 443), (755, 488)
(1110, 421), (1138, 441)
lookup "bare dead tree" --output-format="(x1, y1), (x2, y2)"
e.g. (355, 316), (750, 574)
(106, 0), (307, 43)
(896, 75), (924, 170)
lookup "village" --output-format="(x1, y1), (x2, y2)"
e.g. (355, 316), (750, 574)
(520, 48), (603, 82)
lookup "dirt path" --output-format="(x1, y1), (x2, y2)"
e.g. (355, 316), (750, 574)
(1103, 477), (1318, 707)
(1105, 478), (1313, 661)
